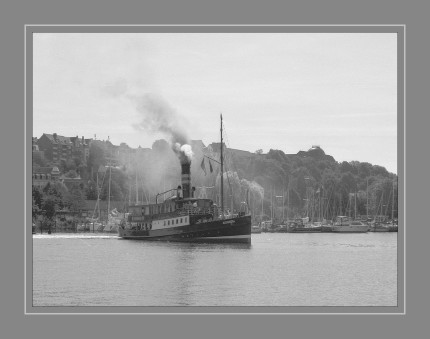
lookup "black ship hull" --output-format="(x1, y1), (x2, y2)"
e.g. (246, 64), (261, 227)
(118, 215), (251, 243)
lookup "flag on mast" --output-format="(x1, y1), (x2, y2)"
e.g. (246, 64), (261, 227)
(201, 158), (207, 175)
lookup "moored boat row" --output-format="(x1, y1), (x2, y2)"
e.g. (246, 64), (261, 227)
(250, 216), (398, 234)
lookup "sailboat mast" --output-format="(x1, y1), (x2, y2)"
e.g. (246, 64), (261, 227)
(366, 177), (369, 220)
(135, 156), (138, 204)
(220, 114), (224, 219)
(354, 190), (357, 220)
(261, 188), (264, 221)
(392, 177), (395, 220)
(282, 179), (285, 221)
(128, 175), (131, 206)
(286, 179), (289, 222)
(97, 171), (100, 218)
(108, 163), (111, 218)
(271, 186), (274, 222)
(107, 139), (112, 220)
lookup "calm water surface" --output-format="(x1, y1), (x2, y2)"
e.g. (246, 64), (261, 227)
(32, 232), (397, 307)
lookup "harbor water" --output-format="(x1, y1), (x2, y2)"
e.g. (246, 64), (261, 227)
(32, 232), (397, 307)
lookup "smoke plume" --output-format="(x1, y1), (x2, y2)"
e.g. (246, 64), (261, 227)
(131, 93), (194, 164)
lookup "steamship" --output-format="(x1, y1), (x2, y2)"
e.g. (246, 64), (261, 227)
(118, 115), (252, 243)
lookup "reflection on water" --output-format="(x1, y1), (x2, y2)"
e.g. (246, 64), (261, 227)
(33, 233), (397, 307)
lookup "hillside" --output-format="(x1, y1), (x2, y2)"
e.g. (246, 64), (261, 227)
(32, 137), (398, 224)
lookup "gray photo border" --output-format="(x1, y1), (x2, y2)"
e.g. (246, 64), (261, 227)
(25, 25), (404, 315)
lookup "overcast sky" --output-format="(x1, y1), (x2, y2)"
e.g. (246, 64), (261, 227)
(33, 32), (398, 173)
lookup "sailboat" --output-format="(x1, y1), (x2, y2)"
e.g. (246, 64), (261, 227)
(103, 156), (125, 233)
(369, 191), (390, 232)
(118, 115), (252, 243)
(388, 177), (398, 232)
(332, 192), (368, 233)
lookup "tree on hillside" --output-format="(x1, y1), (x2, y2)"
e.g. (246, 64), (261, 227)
(66, 184), (86, 212)
(32, 196), (41, 223)
(357, 162), (372, 178)
(88, 143), (106, 179)
(42, 181), (68, 209)
(64, 169), (79, 178)
(40, 195), (58, 231)
(340, 161), (354, 173)
(85, 179), (98, 200)
(340, 171), (357, 194)
(100, 179), (124, 202)
(372, 165), (389, 177)
(152, 139), (170, 154)
(32, 186), (43, 211)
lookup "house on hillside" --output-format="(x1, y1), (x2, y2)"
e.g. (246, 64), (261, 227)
(190, 140), (206, 151)
(37, 133), (73, 165)
(69, 135), (92, 164)
(207, 142), (253, 158)
(32, 166), (61, 188)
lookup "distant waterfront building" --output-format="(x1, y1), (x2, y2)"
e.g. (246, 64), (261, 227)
(32, 166), (61, 188)
(37, 133), (93, 166)
(69, 135), (92, 164)
(32, 137), (46, 164)
(37, 133), (73, 165)
(208, 142), (253, 158)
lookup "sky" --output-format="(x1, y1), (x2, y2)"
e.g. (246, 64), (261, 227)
(33, 32), (398, 173)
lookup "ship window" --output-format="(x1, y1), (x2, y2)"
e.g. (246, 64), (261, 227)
(180, 218), (183, 223)
(168, 220), (170, 225)
(176, 219), (178, 224)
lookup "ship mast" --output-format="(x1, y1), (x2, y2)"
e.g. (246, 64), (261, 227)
(220, 114), (224, 219)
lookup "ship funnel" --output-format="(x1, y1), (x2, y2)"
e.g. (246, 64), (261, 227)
(181, 162), (191, 199)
